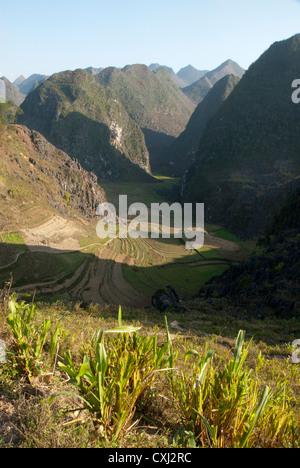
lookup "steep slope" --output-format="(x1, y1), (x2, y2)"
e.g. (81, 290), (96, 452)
(201, 184), (300, 319)
(156, 75), (240, 176)
(18, 69), (152, 181)
(97, 64), (196, 158)
(0, 124), (106, 229)
(0, 77), (25, 106)
(177, 65), (209, 87)
(183, 34), (300, 239)
(183, 59), (245, 104)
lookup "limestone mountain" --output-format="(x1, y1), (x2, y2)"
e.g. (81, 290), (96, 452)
(85, 67), (104, 76)
(149, 63), (187, 88)
(0, 77), (26, 106)
(0, 124), (106, 230)
(97, 64), (196, 159)
(176, 65), (209, 87)
(13, 75), (26, 87)
(182, 59), (245, 104)
(156, 74), (240, 176)
(18, 69), (152, 182)
(15, 74), (48, 95)
(183, 34), (300, 239)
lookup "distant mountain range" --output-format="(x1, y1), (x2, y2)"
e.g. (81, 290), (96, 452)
(11, 57), (246, 182)
(149, 63), (187, 88)
(14, 74), (48, 95)
(183, 34), (300, 238)
(182, 60), (245, 104)
(177, 65), (209, 86)
(0, 74), (48, 107)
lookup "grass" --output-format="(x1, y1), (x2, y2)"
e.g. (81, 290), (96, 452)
(197, 247), (224, 259)
(0, 297), (299, 448)
(0, 249), (87, 289)
(208, 228), (242, 243)
(0, 233), (26, 245)
(123, 262), (228, 297)
(100, 175), (180, 209)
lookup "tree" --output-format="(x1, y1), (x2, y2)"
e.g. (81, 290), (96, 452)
(0, 100), (23, 129)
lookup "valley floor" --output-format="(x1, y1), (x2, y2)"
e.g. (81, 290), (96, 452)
(0, 176), (254, 307)
(0, 215), (252, 307)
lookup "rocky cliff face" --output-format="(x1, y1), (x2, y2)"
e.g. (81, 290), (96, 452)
(0, 124), (106, 228)
(97, 64), (195, 138)
(29, 128), (106, 218)
(97, 64), (196, 162)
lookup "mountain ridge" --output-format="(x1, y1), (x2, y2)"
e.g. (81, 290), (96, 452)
(182, 59), (245, 104)
(18, 69), (153, 182)
(183, 34), (300, 238)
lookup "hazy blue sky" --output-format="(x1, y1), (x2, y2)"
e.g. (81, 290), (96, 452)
(1, 0), (300, 81)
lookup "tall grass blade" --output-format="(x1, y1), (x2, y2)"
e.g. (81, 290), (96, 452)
(239, 386), (271, 448)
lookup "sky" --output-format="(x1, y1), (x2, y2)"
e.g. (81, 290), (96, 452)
(0, 0), (300, 82)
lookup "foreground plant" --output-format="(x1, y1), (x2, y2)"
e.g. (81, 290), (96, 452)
(170, 330), (299, 448)
(50, 308), (174, 441)
(6, 296), (68, 381)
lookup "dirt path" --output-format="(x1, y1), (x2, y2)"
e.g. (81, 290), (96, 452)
(14, 258), (91, 295)
(0, 251), (26, 270)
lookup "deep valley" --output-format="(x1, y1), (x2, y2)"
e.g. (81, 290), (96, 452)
(0, 30), (300, 449)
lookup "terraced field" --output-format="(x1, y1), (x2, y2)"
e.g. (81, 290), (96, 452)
(0, 177), (253, 306)
(1, 226), (246, 306)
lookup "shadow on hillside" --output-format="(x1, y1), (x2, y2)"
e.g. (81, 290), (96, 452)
(22, 110), (155, 183)
(142, 128), (175, 172)
(0, 241), (228, 309)
(2, 242), (300, 346)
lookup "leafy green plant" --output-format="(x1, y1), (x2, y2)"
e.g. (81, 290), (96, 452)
(6, 296), (68, 380)
(170, 330), (298, 448)
(50, 308), (174, 441)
